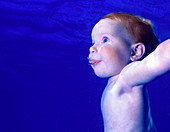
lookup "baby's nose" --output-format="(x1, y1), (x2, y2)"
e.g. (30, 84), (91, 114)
(89, 45), (97, 53)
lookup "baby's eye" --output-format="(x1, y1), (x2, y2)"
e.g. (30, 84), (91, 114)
(102, 37), (109, 43)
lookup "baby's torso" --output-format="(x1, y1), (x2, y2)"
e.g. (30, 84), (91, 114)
(101, 79), (156, 132)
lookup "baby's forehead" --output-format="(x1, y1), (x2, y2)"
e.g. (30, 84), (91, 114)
(91, 18), (133, 44)
(94, 19), (121, 30)
(96, 18), (118, 25)
(92, 19), (127, 37)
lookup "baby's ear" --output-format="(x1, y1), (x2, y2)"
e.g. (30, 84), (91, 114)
(130, 43), (145, 61)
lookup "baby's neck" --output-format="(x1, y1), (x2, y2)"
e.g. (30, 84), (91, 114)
(107, 74), (119, 86)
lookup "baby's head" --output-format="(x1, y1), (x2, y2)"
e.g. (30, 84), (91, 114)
(88, 12), (159, 78)
(101, 12), (159, 59)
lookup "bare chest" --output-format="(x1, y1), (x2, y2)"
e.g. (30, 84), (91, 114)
(101, 84), (150, 132)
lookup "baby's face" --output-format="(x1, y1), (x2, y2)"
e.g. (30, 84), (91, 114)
(88, 19), (133, 78)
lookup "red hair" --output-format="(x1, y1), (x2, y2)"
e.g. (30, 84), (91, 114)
(101, 12), (159, 59)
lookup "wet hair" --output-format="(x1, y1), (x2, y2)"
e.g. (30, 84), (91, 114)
(101, 12), (159, 59)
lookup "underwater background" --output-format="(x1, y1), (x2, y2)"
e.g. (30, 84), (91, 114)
(0, 0), (170, 132)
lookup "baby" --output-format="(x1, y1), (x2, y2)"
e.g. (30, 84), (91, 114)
(88, 12), (170, 132)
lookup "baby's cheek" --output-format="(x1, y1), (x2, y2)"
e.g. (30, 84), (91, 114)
(100, 46), (116, 57)
(98, 44), (106, 53)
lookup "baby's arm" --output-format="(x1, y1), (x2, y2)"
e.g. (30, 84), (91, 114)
(120, 39), (170, 87)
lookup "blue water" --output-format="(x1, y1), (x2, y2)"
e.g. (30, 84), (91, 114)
(0, 0), (170, 132)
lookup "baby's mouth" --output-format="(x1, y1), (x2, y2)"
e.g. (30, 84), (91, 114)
(89, 59), (101, 66)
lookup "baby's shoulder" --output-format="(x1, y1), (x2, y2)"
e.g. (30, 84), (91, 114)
(106, 78), (142, 98)
(120, 61), (141, 76)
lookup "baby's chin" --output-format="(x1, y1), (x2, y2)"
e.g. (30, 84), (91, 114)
(94, 71), (117, 78)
